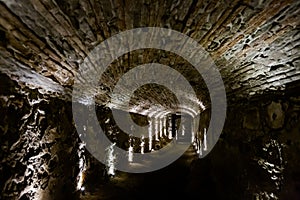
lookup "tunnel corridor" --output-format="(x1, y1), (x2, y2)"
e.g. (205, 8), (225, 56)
(0, 0), (300, 199)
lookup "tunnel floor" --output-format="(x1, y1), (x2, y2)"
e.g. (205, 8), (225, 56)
(80, 146), (199, 200)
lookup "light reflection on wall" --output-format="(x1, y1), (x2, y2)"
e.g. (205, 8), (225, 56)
(128, 138), (134, 162)
(76, 142), (86, 191)
(16, 101), (46, 200)
(105, 143), (116, 176)
(254, 139), (285, 200)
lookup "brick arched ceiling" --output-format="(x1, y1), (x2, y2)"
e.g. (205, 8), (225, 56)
(0, 0), (299, 116)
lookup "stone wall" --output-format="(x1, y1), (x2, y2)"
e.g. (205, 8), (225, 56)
(188, 93), (300, 199)
(0, 74), (80, 200)
(1, 71), (300, 200)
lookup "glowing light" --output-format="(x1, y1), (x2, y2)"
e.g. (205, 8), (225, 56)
(140, 136), (145, 154)
(160, 119), (163, 138)
(163, 117), (167, 136)
(204, 128), (207, 151)
(198, 140), (203, 157)
(148, 119), (153, 150)
(76, 142), (87, 191)
(128, 139), (134, 162)
(168, 115), (173, 139)
(128, 146), (133, 162)
(155, 118), (159, 141)
(147, 105), (165, 118)
(176, 105), (198, 117)
(129, 105), (142, 113)
(191, 127), (195, 143)
(106, 143), (116, 176)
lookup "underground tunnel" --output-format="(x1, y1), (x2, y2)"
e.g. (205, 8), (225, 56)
(0, 0), (300, 199)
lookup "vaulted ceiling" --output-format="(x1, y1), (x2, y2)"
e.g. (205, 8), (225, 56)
(0, 0), (299, 116)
